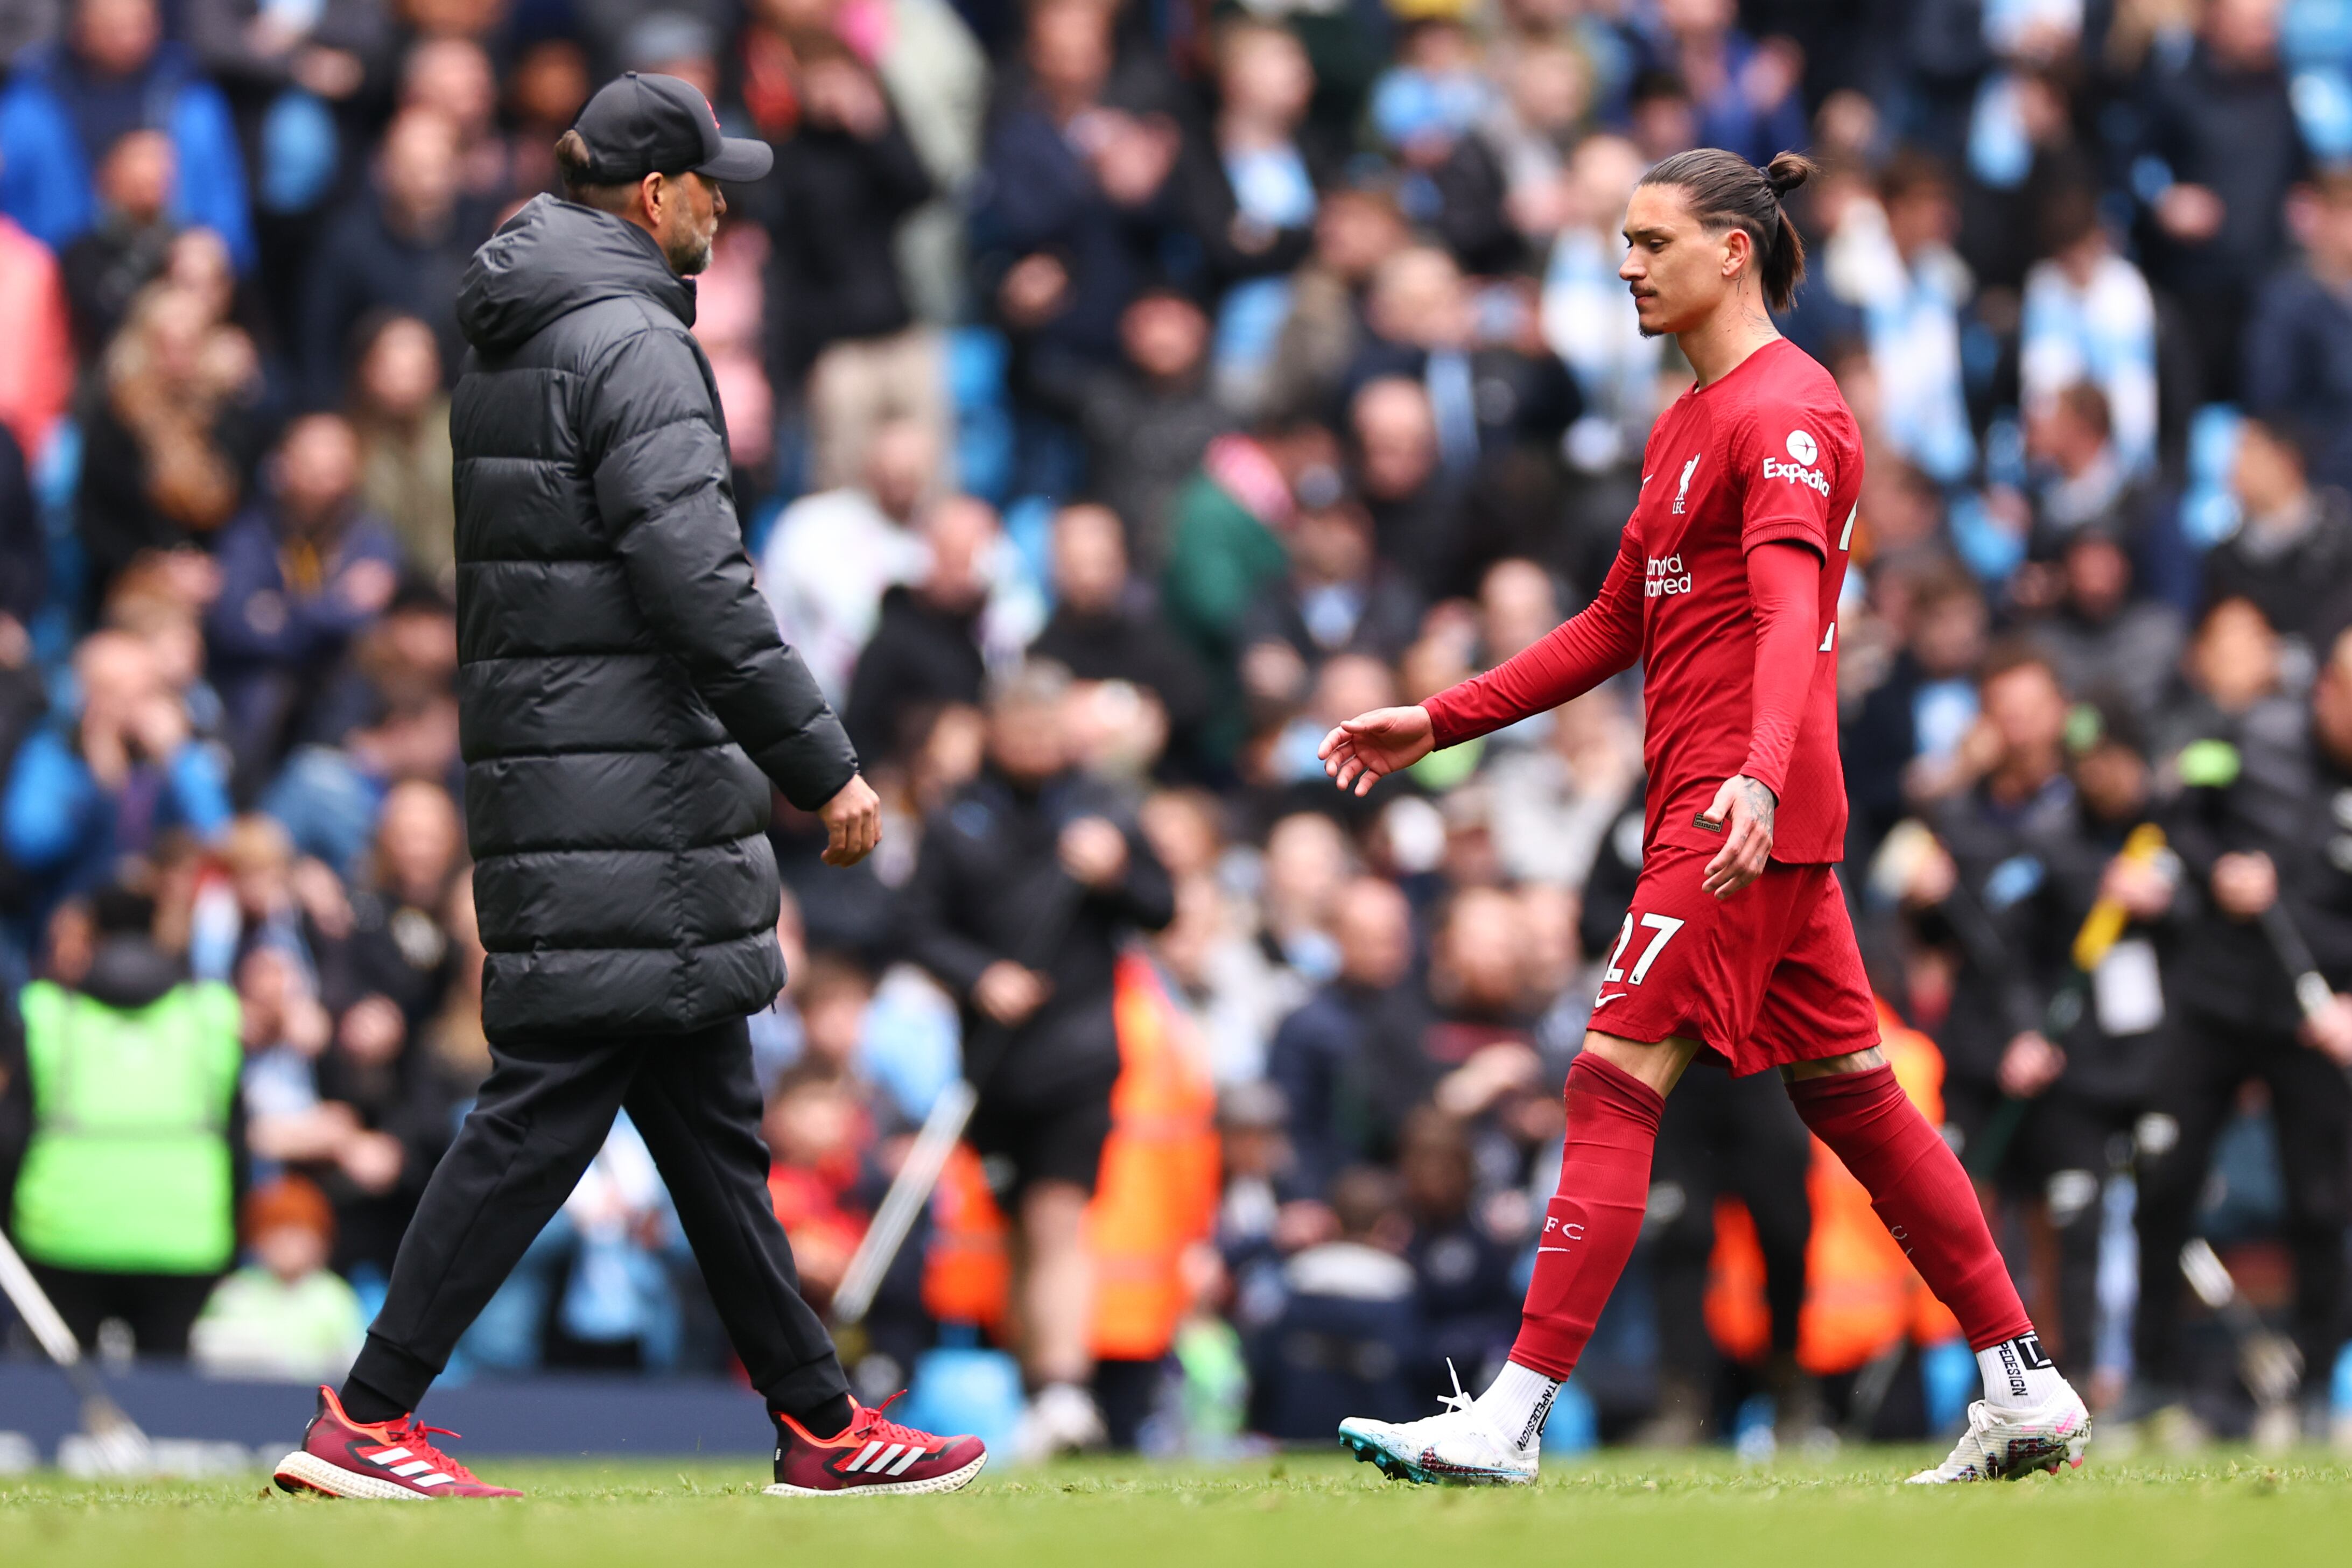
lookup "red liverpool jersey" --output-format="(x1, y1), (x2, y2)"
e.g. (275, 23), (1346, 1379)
(1631, 337), (1858, 863)
(1427, 337), (1860, 863)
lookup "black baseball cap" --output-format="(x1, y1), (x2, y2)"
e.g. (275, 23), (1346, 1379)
(570, 71), (772, 185)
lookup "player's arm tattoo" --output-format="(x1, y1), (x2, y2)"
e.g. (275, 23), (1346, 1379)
(1734, 774), (1777, 834)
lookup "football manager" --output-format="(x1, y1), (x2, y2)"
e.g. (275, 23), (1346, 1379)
(268, 72), (985, 1502)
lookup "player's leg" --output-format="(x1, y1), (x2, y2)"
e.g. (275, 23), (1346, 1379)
(1762, 874), (2084, 1480)
(1342, 846), (1768, 1483)
(1510, 1030), (1701, 1379)
(1786, 1050), (2094, 1480)
(627, 1019), (987, 1496)
(1340, 1031), (1698, 1485)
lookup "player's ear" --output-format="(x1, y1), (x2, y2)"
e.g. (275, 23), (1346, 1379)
(1720, 223), (1751, 283)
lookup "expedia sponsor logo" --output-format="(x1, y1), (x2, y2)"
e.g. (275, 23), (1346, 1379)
(1645, 554), (1691, 596)
(1762, 454), (1831, 495)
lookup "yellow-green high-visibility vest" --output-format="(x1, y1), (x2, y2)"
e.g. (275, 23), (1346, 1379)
(11, 979), (242, 1274)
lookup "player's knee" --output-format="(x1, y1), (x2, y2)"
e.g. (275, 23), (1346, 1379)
(1581, 1030), (1699, 1095)
(1778, 1045), (1886, 1084)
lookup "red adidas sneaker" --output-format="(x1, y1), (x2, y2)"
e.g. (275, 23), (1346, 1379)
(766, 1395), (986, 1497)
(273, 1386), (523, 1500)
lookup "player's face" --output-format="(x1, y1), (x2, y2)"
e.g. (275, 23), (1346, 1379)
(1619, 182), (1738, 339)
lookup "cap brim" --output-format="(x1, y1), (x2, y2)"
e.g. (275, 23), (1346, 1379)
(697, 137), (773, 183)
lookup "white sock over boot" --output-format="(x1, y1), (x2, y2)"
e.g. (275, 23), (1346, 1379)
(1977, 1333), (2066, 1411)
(1470, 1360), (1563, 1456)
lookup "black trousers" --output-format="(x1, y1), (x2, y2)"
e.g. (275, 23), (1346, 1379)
(26, 1264), (215, 1358)
(349, 1018), (847, 1418)
(1652, 1064), (1813, 1381)
(2133, 1009), (2352, 1384)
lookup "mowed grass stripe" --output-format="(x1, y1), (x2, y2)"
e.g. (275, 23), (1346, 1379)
(3, 1451), (2347, 1568)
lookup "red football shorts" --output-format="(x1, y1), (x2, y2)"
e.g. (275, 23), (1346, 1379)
(1585, 845), (1880, 1075)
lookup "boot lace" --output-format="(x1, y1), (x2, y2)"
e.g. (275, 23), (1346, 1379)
(847, 1391), (934, 1450)
(384, 1416), (485, 1483)
(1436, 1358), (1475, 1416)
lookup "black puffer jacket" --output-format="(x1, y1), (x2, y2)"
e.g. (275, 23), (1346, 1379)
(451, 196), (856, 1041)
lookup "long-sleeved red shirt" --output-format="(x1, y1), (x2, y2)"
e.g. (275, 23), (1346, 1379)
(1422, 338), (1860, 863)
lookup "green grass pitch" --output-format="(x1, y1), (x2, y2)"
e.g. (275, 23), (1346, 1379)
(4, 1450), (2348, 1567)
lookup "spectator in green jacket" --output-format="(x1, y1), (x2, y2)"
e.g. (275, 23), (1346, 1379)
(7, 883), (241, 1356)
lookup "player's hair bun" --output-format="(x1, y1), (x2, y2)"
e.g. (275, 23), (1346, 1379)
(1639, 147), (1816, 312)
(1764, 151), (1817, 200)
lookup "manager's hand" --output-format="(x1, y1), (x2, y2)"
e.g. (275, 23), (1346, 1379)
(818, 775), (882, 867)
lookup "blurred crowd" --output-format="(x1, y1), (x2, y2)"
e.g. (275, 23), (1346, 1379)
(2, 0), (2352, 1459)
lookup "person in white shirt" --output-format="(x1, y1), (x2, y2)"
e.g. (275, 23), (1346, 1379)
(757, 416), (938, 704)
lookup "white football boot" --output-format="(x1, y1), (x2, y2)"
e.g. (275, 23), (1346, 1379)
(1338, 1365), (1539, 1487)
(1906, 1384), (2092, 1483)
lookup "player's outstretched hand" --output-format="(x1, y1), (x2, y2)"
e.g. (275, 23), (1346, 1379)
(1319, 705), (1435, 797)
(818, 774), (882, 867)
(1699, 773), (1775, 899)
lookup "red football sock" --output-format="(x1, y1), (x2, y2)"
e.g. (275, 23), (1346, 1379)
(1508, 1052), (1665, 1380)
(1786, 1064), (2032, 1351)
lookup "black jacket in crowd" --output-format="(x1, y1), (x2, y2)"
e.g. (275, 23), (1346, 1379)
(755, 114), (933, 384)
(901, 765), (1174, 1105)
(2162, 693), (2352, 1035)
(1027, 599), (1211, 760)
(450, 196), (856, 1042)
(2137, 44), (2309, 301)
(2200, 486), (2352, 652)
(842, 585), (985, 767)
(299, 190), (497, 406)
(2243, 268), (2352, 493)
(1020, 356), (1232, 569)
(1926, 775), (2106, 1097)
(1266, 978), (1440, 1199)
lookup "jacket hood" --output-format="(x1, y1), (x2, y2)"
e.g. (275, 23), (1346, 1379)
(455, 194), (695, 355)
(82, 936), (183, 1011)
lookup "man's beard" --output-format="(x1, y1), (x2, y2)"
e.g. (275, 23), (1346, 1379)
(1637, 322), (1662, 339)
(667, 229), (715, 276)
